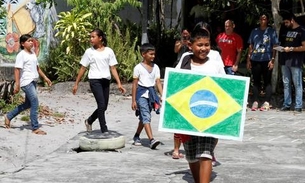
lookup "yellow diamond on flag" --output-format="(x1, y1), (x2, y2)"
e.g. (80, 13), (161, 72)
(166, 76), (242, 132)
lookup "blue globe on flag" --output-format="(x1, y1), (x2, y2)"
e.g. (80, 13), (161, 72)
(189, 90), (218, 118)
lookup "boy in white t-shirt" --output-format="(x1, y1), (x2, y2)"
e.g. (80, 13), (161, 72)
(131, 43), (163, 149)
(175, 28), (225, 183)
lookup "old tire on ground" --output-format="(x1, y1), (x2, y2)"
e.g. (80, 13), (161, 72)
(79, 131), (125, 151)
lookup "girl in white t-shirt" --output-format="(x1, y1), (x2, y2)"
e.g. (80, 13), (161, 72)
(4, 34), (52, 135)
(72, 28), (126, 133)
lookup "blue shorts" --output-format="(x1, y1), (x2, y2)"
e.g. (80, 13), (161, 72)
(137, 97), (152, 124)
(183, 136), (216, 163)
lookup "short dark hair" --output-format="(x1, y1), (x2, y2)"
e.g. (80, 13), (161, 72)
(193, 21), (212, 36)
(190, 28), (210, 43)
(140, 43), (155, 54)
(281, 12), (297, 21)
(19, 34), (32, 50)
(181, 27), (190, 33)
(259, 13), (269, 20)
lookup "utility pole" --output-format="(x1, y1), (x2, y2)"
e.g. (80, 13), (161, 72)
(141, 0), (149, 44)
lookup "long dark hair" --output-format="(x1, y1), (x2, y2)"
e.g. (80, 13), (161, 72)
(19, 34), (32, 50)
(91, 28), (107, 46)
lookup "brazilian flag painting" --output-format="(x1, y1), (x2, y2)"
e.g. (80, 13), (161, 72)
(158, 68), (250, 141)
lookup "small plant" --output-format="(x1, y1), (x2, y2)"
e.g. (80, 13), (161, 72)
(52, 112), (65, 118)
(0, 93), (24, 114)
(20, 115), (30, 122)
(105, 25), (142, 82)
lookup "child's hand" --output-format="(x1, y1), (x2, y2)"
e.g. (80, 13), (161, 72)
(268, 61), (274, 70)
(72, 84), (78, 95)
(13, 85), (20, 94)
(131, 101), (137, 111)
(44, 77), (52, 87)
(118, 84), (126, 94)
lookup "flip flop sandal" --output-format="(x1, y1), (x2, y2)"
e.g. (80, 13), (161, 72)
(178, 153), (184, 158)
(172, 152), (180, 159)
(32, 129), (47, 135)
(4, 115), (10, 129)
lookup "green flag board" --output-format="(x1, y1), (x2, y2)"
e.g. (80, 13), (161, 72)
(158, 68), (250, 141)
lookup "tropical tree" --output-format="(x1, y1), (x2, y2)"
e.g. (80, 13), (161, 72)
(66, 0), (141, 31)
(271, 0), (282, 93)
(54, 11), (93, 55)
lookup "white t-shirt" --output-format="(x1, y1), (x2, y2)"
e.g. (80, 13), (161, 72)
(133, 62), (160, 87)
(80, 47), (118, 79)
(15, 50), (39, 87)
(133, 62), (160, 98)
(175, 53), (225, 75)
(176, 50), (224, 69)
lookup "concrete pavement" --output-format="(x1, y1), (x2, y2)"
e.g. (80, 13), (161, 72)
(0, 84), (304, 183)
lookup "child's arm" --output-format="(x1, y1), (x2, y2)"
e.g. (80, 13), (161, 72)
(110, 66), (126, 94)
(37, 66), (52, 86)
(72, 66), (86, 95)
(155, 78), (163, 102)
(131, 78), (138, 111)
(13, 68), (21, 94)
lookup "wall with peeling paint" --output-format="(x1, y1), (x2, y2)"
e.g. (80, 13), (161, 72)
(0, 0), (58, 65)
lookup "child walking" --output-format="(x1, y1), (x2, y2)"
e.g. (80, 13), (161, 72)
(4, 34), (52, 135)
(175, 28), (226, 183)
(131, 43), (163, 149)
(72, 28), (126, 133)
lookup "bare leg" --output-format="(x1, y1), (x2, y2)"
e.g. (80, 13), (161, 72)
(199, 158), (212, 183)
(135, 121), (144, 135)
(143, 123), (153, 140)
(173, 135), (183, 158)
(189, 162), (200, 183)
(174, 136), (181, 153)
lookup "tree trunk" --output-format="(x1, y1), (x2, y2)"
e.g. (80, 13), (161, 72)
(141, 0), (149, 44)
(300, 0), (305, 13)
(170, 0), (174, 28)
(155, 0), (161, 46)
(159, 0), (165, 30)
(271, 0), (282, 93)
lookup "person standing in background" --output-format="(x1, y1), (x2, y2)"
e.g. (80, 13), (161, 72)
(279, 12), (305, 113)
(174, 28), (191, 67)
(216, 19), (243, 75)
(247, 14), (279, 111)
(189, 0), (211, 25)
